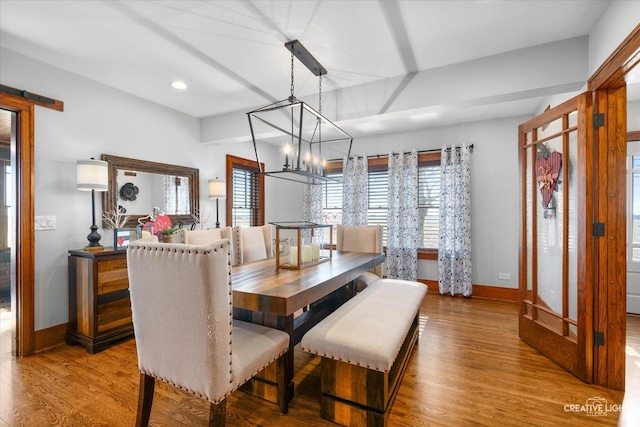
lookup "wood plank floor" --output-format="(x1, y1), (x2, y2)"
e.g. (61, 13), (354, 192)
(0, 295), (636, 426)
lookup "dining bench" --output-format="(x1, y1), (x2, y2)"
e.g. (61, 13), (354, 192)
(300, 279), (427, 427)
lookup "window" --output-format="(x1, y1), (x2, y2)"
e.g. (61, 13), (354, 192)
(226, 155), (264, 227)
(163, 175), (190, 215)
(322, 153), (440, 250)
(322, 171), (343, 229)
(418, 164), (440, 249)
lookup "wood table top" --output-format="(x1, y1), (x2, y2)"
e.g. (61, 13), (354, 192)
(232, 251), (385, 316)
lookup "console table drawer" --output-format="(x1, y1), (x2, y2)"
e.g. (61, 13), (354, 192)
(97, 297), (132, 333)
(97, 258), (129, 294)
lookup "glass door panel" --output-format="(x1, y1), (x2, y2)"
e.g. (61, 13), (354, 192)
(567, 129), (578, 324)
(525, 144), (533, 303)
(535, 134), (564, 312)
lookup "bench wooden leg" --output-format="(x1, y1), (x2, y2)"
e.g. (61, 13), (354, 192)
(135, 373), (155, 427)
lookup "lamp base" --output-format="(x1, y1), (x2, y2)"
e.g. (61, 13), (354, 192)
(215, 198), (220, 228)
(85, 224), (103, 252)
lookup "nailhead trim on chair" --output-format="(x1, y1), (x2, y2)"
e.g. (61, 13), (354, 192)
(140, 344), (287, 404)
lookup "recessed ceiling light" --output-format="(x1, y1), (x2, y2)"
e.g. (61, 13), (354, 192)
(171, 81), (187, 90)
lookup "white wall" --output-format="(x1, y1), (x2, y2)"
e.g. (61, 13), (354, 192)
(588, 0), (640, 76)
(630, 100), (640, 130)
(350, 116), (524, 288)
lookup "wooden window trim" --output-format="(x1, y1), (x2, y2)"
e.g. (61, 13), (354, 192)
(225, 154), (265, 227)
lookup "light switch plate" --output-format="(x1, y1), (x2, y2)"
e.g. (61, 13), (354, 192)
(35, 215), (56, 231)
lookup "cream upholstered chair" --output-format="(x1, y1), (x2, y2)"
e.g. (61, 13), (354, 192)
(336, 224), (384, 291)
(183, 227), (238, 265)
(127, 236), (289, 426)
(234, 224), (273, 264)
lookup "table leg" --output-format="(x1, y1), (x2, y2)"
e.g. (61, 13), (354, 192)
(233, 282), (355, 405)
(234, 308), (295, 404)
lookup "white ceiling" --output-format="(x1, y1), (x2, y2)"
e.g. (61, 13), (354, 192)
(2, 0), (631, 138)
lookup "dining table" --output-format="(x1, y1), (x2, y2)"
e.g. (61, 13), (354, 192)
(232, 250), (385, 405)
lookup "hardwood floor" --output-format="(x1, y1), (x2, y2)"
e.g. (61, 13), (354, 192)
(0, 295), (636, 426)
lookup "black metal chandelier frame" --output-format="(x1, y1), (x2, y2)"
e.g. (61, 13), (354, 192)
(247, 40), (353, 184)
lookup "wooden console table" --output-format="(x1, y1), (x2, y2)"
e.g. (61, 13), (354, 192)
(67, 248), (133, 354)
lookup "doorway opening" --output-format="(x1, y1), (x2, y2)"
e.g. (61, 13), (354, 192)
(0, 108), (16, 358)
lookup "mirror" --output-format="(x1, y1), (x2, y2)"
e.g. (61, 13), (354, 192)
(101, 154), (199, 229)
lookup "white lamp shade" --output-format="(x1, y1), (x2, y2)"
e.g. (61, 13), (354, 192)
(208, 179), (226, 199)
(77, 159), (108, 192)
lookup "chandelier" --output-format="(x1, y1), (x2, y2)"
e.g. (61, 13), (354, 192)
(247, 40), (353, 184)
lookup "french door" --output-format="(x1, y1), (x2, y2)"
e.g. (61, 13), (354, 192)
(518, 92), (593, 382)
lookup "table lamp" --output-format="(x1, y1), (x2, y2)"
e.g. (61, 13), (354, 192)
(208, 178), (226, 228)
(77, 158), (108, 251)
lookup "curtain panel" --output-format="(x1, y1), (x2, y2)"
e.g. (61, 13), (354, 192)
(163, 175), (189, 215)
(386, 150), (418, 281)
(438, 144), (472, 296)
(342, 155), (369, 226)
(303, 178), (323, 224)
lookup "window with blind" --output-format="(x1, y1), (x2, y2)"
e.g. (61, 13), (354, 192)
(226, 155), (264, 227)
(322, 154), (440, 249)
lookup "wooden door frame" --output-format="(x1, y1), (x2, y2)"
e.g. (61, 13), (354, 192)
(588, 23), (640, 390)
(0, 93), (35, 356)
(0, 88), (63, 356)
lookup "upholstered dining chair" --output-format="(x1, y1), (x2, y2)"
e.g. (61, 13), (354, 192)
(234, 224), (273, 264)
(127, 236), (289, 426)
(183, 227), (238, 265)
(336, 224), (384, 291)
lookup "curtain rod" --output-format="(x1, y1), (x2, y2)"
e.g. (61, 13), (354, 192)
(342, 143), (474, 160)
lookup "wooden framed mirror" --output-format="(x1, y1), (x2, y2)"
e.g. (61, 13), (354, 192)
(101, 154), (199, 229)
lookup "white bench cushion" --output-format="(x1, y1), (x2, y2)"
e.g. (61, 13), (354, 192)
(301, 279), (426, 372)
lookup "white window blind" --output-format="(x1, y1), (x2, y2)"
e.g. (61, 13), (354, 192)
(368, 169), (388, 244)
(418, 164), (440, 249)
(322, 173), (342, 243)
(232, 167), (260, 227)
(321, 161), (441, 249)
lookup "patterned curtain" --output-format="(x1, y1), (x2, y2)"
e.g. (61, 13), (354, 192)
(163, 175), (189, 215)
(387, 150), (418, 281)
(438, 144), (472, 296)
(342, 155), (368, 226)
(303, 178), (323, 224)
(302, 177), (324, 243)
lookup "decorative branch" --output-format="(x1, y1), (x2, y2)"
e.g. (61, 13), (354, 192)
(191, 207), (212, 230)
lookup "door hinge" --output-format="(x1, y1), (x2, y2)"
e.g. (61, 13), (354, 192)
(594, 331), (605, 347)
(593, 222), (605, 237)
(594, 112), (605, 129)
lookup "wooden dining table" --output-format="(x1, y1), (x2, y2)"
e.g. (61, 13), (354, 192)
(232, 250), (385, 404)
